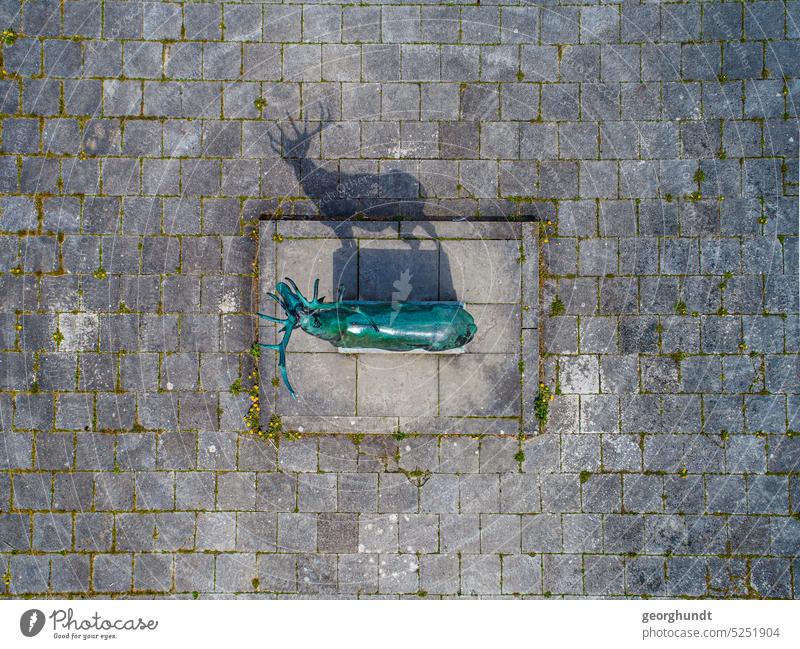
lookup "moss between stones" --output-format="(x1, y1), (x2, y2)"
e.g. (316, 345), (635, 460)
(534, 384), (552, 426)
(550, 295), (565, 316)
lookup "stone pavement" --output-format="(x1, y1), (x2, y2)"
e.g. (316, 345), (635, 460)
(0, 0), (798, 598)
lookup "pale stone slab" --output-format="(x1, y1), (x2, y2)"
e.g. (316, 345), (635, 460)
(439, 239), (522, 303)
(400, 221), (522, 240)
(281, 416), (398, 434)
(259, 346), (277, 413)
(522, 222), (539, 329)
(521, 328), (541, 435)
(439, 354), (521, 417)
(398, 417), (521, 436)
(466, 303), (521, 354)
(276, 352), (356, 417)
(276, 220), (400, 239)
(259, 221), (277, 314)
(356, 355), (438, 417)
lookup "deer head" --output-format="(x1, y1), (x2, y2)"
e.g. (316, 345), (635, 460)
(266, 109), (331, 178)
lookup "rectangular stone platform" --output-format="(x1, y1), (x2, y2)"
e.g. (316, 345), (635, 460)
(259, 218), (539, 435)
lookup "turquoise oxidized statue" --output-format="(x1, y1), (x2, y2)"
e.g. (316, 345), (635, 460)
(259, 278), (478, 399)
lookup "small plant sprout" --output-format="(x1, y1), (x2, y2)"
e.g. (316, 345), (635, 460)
(534, 383), (553, 425)
(550, 295), (565, 316)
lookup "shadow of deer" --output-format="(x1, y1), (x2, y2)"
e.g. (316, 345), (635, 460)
(265, 114), (454, 301)
(266, 112), (432, 223)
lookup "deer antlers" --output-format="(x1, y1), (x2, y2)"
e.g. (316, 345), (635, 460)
(265, 105), (332, 157)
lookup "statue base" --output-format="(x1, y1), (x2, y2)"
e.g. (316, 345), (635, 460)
(338, 346), (465, 355)
(258, 216), (543, 436)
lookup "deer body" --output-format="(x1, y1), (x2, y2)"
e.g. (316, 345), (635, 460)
(303, 301), (476, 352)
(259, 279), (477, 399)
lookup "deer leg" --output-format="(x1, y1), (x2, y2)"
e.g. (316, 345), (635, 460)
(351, 307), (380, 331)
